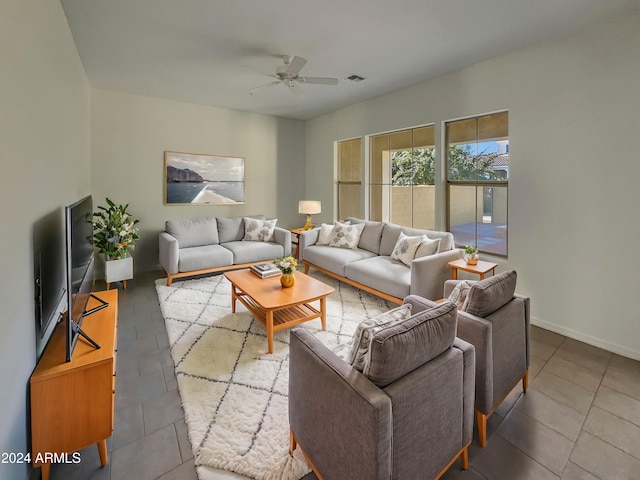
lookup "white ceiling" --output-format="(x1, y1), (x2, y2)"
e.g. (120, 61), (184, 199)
(60, 0), (640, 120)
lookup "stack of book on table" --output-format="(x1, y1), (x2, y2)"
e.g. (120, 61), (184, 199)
(250, 263), (281, 279)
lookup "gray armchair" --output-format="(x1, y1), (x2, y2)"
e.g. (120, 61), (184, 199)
(444, 269), (530, 447)
(288, 296), (475, 480)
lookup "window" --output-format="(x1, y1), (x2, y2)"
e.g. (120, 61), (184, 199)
(337, 138), (362, 220)
(369, 125), (435, 229)
(445, 112), (509, 256)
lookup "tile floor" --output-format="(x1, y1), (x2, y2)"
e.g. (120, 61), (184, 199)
(47, 272), (640, 480)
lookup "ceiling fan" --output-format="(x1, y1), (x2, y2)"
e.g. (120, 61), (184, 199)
(249, 55), (338, 97)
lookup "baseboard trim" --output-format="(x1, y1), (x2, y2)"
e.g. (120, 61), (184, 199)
(531, 316), (640, 361)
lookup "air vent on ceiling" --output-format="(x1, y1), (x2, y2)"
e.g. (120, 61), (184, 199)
(346, 74), (365, 83)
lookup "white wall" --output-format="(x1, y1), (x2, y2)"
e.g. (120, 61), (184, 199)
(0, 2), (90, 479)
(305, 12), (640, 360)
(90, 90), (306, 273)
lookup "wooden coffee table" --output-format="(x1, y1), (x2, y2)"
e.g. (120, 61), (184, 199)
(224, 269), (335, 353)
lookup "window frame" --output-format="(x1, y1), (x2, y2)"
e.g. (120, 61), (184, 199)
(445, 111), (509, 257)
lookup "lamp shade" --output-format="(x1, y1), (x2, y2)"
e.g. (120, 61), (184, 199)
(298, 200), (321, 215)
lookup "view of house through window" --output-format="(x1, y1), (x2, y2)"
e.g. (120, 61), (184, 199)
(446, 112), (509, 256)
(337, 138), (362, 220)
(369, 125), (435, 229)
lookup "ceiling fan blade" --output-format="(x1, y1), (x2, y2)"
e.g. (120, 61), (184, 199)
(298, 76), (339, 85)
(285, 56), (307, 75)
(249, 81), (281, 95)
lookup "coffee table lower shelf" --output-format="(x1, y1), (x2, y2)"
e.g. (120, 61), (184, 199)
(232, 290), (327, 353)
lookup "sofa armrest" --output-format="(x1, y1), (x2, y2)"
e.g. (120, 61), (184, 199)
(159, 232), (179, 274)
(289, 328), (392, 480)
(273, 227), (291, 256)
(456, 311), (494, 414)
(454, 337), (476, 445)
(410, 248), (464, 300)
(298, 228), (320, 261)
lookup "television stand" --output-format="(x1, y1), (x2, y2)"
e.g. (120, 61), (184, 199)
(30, 290), (118, 480)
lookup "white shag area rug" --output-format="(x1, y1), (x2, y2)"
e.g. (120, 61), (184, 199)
(155, 270), (395, 480)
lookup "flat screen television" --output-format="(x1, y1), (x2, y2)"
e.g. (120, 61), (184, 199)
(65, 195), (107, 362)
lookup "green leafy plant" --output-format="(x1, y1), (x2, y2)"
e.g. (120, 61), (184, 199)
(93, 198), (140, 260)
(274, 255), (298, 274)
(464, 245), (478, 255)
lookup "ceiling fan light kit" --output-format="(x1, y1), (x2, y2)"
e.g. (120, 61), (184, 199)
(249, 55), (339, 97)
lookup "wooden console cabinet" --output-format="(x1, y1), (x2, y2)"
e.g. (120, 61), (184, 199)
(30, 290), (118, 480)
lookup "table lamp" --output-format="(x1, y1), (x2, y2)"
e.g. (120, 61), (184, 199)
(298, 200), (321, 230)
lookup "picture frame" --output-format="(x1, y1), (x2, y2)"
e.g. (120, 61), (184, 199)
(164, 151), (245, 205)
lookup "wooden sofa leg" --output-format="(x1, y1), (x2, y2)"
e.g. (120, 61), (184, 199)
(476, 410), (488, 447)
(522, 369), (529, 392)
(461, 445), (469, 470)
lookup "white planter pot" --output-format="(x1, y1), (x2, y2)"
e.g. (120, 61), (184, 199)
(105, 255), (133, 284)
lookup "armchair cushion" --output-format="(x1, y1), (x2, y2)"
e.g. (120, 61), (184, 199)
(464, 270), (517, 317)
(448, 280), (472, 309)
(363, 301), (458, 387)
(348, 304), (412, 371)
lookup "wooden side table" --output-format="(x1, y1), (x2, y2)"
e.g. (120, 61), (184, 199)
(448, 258), (498, 280)
(290, 227), (305, 259)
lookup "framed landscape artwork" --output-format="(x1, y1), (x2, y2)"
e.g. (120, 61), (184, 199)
(164, 151), (245, 205)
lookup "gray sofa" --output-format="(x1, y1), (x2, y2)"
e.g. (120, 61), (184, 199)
(300, 217), (463, 303)
(289, 296), (475, 480)
(158, 215), (291, 285)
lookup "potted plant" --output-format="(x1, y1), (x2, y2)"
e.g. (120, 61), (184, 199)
(464, 245), (479, 265)
(93, 198), (140, 288)
(274, 255), (298, 288)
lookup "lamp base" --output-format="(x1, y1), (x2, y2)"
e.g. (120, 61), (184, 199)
(302, 214), (314, 230)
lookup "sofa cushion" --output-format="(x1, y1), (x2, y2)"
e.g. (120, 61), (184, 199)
(243, 217), (277, 242)
(415, 237), (441, 259)
(348, 304), (413, 372)
(217, 215), (265, 243)
(316, 223), (338, 245)
(346, 218), (385, 254)
(345, 256), (411, 300)
(304, 245), (377, 277)
(166, 217), (219, 248)
(380, 223), (454, 255)
(222, 240), (284, 265)
(178, 244), (233, 272)
(390, 232), (426, 266)
(328, 221), (365, 250)
(463, 270), (517, 317)
(363, 301), (458, 388)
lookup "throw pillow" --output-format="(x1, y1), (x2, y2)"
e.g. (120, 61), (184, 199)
(243, 218), (277, 242)
(347, 304), (412, 371)
(316, 221), (351, 245)
(390, 232), (427, 266)
(414, 237), (441, 259)
(328, 221), (365, 250)
(448, 281), (472, 310)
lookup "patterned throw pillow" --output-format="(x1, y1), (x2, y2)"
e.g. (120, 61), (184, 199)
(347, 304), (412, 371)
(390, 232), (427, 266)
(414, 237), (441, 259)
(448, 281), (472, 310)
(243, 218), (277, 242)
(328, 221), (365, 250)
(316, 221), (351, 245)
